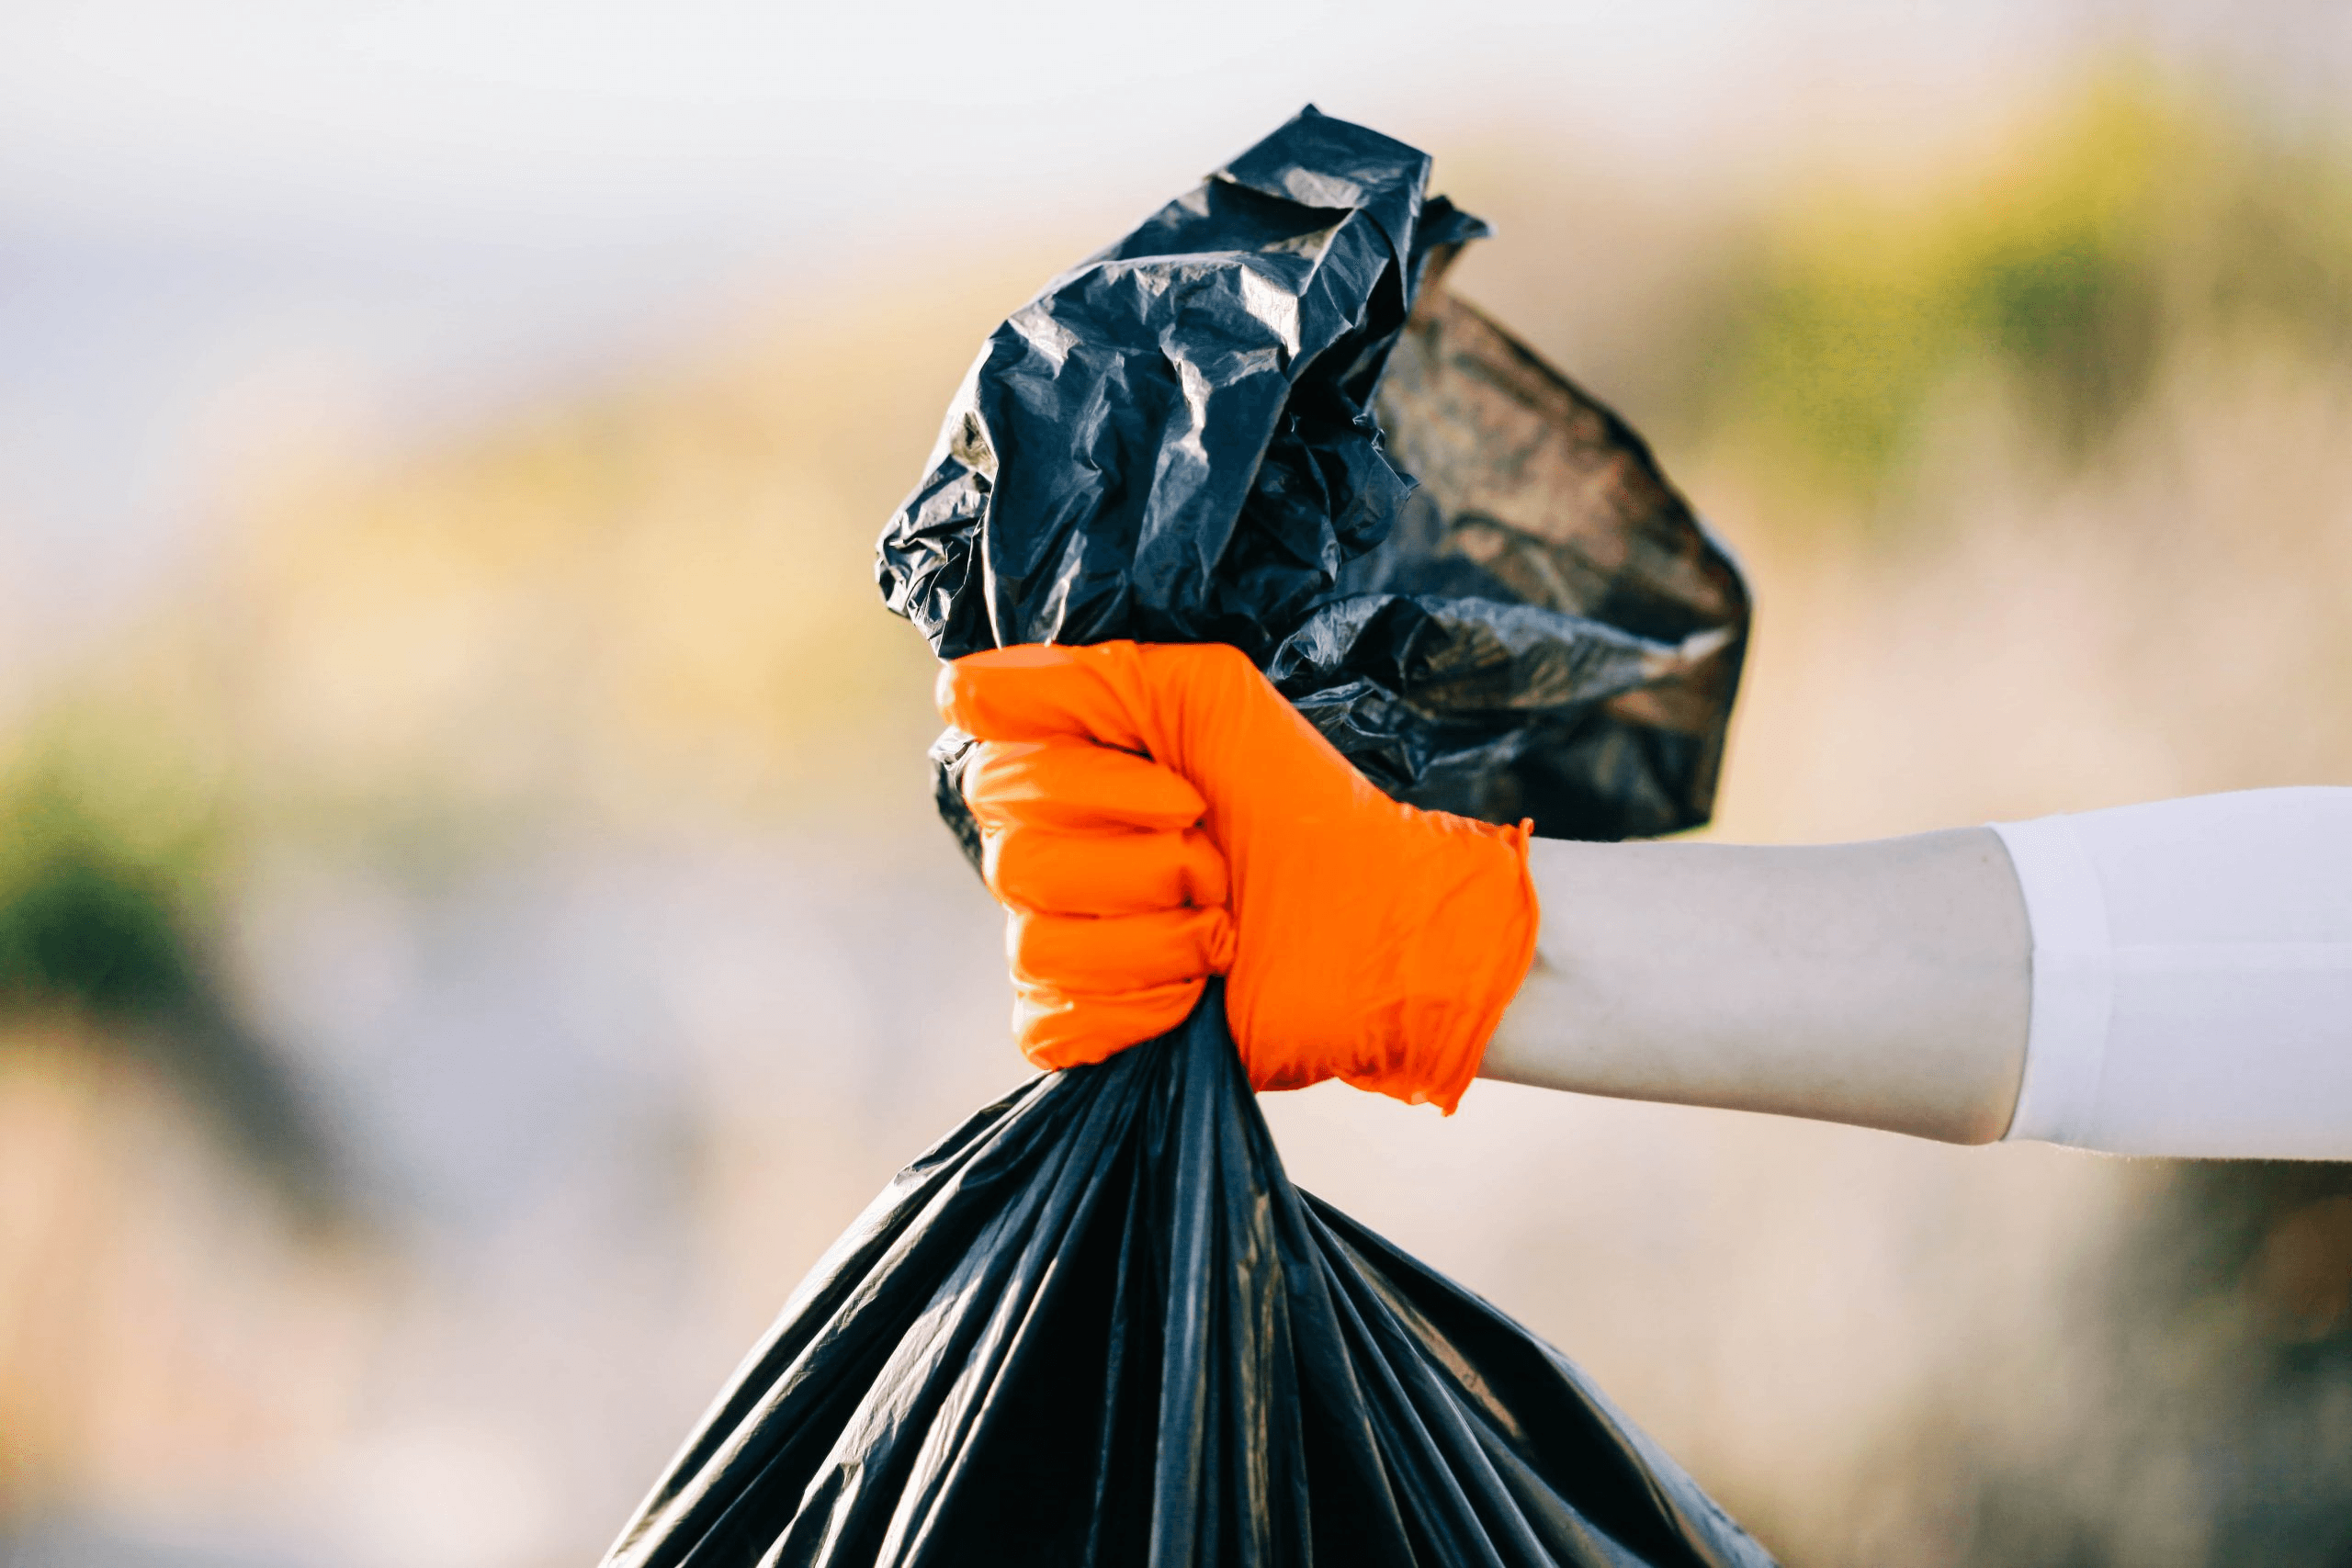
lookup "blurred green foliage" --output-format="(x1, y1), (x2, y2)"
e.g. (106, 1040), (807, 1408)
(0, 744), (337, 1213)
(0, 776), (205, 1021)
(1701, 71), (2352, 501)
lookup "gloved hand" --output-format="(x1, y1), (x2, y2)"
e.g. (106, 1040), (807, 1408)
(939, 640), (1537, 1112)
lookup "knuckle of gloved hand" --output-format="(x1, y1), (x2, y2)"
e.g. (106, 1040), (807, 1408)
(1002, 908), (1065, 986)
(1196, 906), (1237, 975)
(983, 819), (1227, 919)
(956, 739), (1042, 825)
(1056, 746), (1199, 829)
(984, 827), (1138, 914)
(1009, 907), (1218, 991)
(978, 829), (1035, 908)
(967, 739), (1204, 835)
(1178, 829), (1230, 907)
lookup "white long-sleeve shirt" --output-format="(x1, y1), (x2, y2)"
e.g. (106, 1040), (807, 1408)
(1990, 787), (2352, 1159)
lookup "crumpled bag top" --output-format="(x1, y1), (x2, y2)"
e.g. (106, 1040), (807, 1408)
(880, 105), (1747, 843)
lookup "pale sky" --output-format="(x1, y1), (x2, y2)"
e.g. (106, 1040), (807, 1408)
(0, 0), (2331, 667)
(3, 0), (2053, 246)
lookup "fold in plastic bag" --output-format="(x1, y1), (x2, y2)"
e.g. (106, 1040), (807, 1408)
(880, 105), (1747, 845)
(1296, 280), (1745, 839)
(604, 991), (1771, 1567)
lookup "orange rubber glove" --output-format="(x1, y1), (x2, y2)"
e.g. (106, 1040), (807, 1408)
(939, 640), (1538, 1112)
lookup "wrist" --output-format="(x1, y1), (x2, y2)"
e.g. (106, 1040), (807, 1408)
(1343, 815), (1540, 1114)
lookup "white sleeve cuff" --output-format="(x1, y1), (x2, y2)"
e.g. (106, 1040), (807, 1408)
(1987, 815), (2113, 1146)
(1989, 788), (2352, 1159)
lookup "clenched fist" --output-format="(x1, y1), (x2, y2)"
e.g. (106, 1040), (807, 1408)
(939, 641), (1536, 1112)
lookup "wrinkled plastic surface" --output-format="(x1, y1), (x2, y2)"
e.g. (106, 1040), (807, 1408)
(604, 990), (1773, 1568)
(879, 105), (1747, 845)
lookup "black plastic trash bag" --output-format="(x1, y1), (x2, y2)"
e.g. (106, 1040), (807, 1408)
(879, 105), (1747, 847)
(604, 991), (1771, 1568)
(600, 109), (1775, 1566)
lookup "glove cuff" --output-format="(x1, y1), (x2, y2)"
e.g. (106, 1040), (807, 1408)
(1341, 817), (1540, 1115)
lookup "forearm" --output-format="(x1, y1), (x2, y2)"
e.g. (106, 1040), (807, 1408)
(1479, 828), (2032, 1145)
(944, 637), (2352, 1155)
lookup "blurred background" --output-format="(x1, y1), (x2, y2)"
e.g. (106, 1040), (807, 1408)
(5, 2), (2351, 1563)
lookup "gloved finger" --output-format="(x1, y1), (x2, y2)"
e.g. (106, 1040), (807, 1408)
(963, 738), (1204, 834)
(1007, 905), (1235, 992)
(985, 825), (1229, 916)
(942, 642), (1288, 793)
(1012, 977), (1208, 1071)
(938, 642), (1160, 753)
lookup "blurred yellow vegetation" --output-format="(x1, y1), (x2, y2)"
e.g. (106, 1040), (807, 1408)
(1729, 71), (2351, 499)
(1461, 68), (2352, 514)
(188, 254), (1076, 845)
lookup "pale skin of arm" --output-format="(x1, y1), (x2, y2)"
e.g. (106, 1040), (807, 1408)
(1479, 828), (2033, 1145)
